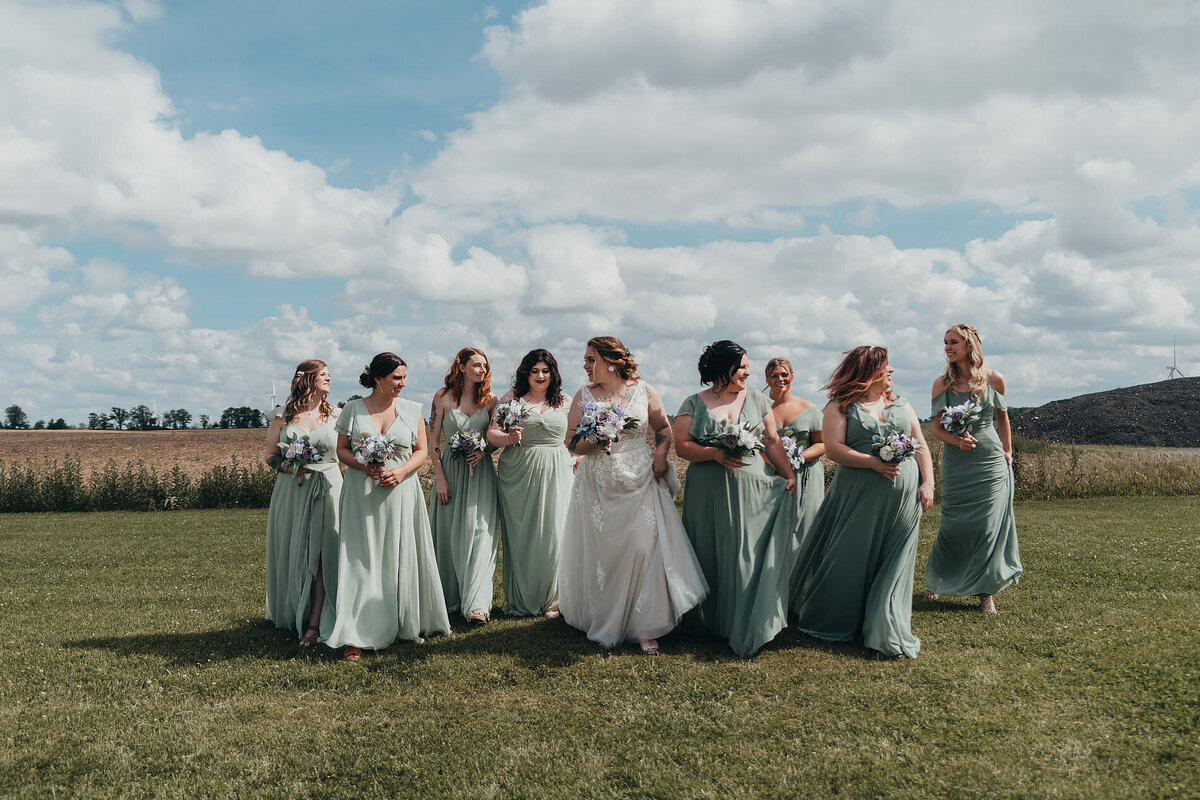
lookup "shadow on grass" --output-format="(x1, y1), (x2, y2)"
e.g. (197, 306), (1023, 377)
(63, 618), (344, 666)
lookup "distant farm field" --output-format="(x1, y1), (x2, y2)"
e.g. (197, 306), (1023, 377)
(0, 428), (266, 476)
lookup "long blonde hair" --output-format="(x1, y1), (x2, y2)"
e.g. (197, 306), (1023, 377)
(941, 323), (987, 399)
(284, 359), (333, 422)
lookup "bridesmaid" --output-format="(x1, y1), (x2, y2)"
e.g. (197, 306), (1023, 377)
(486, 349), (574, 618)
(925, 324), (1022, 614)
(792, 346), (935, 659)
(325, 352), (450, 660)
(729, 356), (828, 656)
(262, 359), (341, 646)
(430, 347), (502, 624)
(674, 341), (796, 657)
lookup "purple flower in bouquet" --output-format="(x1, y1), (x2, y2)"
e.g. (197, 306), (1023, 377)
(778, 429), (810, 470)
(279, 433), (328, 483)
(495, 399), (534, 435)
(940, 399), (983, 437)
(696, 418), (765, 462)
(449, 429), (487, 476)
(871, 431), (921, 464)
(570, 400), (639, 455)
(351, 432), (396, 466)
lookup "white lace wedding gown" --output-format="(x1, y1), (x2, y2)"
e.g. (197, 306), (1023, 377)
(558, 381), (709, 646)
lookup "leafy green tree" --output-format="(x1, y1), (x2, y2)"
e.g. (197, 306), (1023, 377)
(4, 405), (29, 429)
(199, 414), (211, 429)
(47, 418), (68, 430)
(109, 407), (130, 430)
(129, 404), (158, 431)
(219, 406), (265, 428)
(32, 419), (45, 430)
(87, 412), (111, 430)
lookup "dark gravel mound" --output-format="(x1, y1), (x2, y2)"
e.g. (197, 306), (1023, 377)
(1012, 377), (1200, 447)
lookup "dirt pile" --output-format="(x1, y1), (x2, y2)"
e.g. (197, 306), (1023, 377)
(1012, 377), (1200, 447)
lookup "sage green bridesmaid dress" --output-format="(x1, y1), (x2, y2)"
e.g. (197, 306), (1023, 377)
(679, 390), (792, 657)
(732, 406), (826, 657)
(430, 406), (502, 620)
(925, 386), (1022, 596)
(264, 408), (341, 639)
(324, 398), (450, 649)
(792, 399), (922, 658)
(496, 404), (574, 616)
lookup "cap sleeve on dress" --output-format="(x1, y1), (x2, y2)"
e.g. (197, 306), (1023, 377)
(334, 400), (354, 436)
(991, 388), (1008, 412)
(676, 394), (699, 418)
(745, 390), (771, 421)
(931, 392), (949, 417)
(809, 406), (823, 432)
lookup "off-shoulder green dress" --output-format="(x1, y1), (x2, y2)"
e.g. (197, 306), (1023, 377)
(324, 398), (450, 649)
(430, 406), (502, 620)
(792, 399), (923, 658)
(925, 387), (1022, 596)
(264, 408), (341, 639)
(496, 404), (574, 616)
(678, 390), (792, 657)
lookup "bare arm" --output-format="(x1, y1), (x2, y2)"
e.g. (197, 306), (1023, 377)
(759, 410), (796, 492)
(991, 371), (1013, 465)
(644, 384), (672, 480)
(263, 416), (286, 465)
(803, 430), (826, 462)
(821, 403), (895, 474)
(906, 402), (936, 511)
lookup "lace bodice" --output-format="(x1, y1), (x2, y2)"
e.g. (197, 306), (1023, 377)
(582, 381), (649, 456)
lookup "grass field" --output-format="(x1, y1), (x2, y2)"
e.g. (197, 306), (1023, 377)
(1, 499), (1196, 798)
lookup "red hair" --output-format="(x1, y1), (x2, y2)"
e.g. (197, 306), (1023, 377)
(823, 346), (893, 411)
(442, 347), (494, 407)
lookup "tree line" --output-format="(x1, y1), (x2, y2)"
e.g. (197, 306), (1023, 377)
(1, 404), (267, 430)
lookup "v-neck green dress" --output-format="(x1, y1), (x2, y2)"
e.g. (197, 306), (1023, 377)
(925, 387), (1022, 596)
(430, 405), (502, 620)
(792, 399), (923, 658)
(496, 403), (574, 616)
(324, 398), (450, 649)
(678, 390), (792, 657)
(264, 408), (341, 639)
(731, 405), (827, 657)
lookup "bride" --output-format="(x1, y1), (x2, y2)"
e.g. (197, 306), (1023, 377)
(557, 336), (708, 654)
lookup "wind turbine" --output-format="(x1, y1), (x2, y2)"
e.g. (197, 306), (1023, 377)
(1166, 338), (1186, 379)
(268, 376), (278, 410)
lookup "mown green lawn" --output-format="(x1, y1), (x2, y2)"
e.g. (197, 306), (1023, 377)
(0, 498), (1196, 799)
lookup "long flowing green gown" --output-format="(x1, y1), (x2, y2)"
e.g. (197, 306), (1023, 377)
(679, 390), (793, 657)
(792, 399), (922, 658)
(430, 406), (501, 620)
(264, 409), (341, 639)
(925, 387), (1022, 596)
(496, 404), (574, 616)
(324, 398), (450, 649)
(732, 406), (827, 657)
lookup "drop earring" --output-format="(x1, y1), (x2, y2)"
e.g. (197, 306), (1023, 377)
(607, 365), (615, 372)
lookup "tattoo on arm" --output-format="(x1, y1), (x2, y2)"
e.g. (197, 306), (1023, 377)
(655, 432), (669, 447)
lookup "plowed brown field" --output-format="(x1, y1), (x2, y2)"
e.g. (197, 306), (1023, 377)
(0, 429), (268, 476)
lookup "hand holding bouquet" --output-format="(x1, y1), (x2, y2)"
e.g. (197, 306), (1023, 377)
(570, 400), (639, 455)
(352, 433), (397, 466)
(494, 399), (534, 444)
(449, 429), (488, 476)
(940, 399), (982, 438)
(696, 418), (766, 463)
(872, 431), (921, 464)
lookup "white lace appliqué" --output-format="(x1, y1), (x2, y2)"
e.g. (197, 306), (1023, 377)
(595, 560), (606, 591)
(591, 500), (604, 532)
(640, 505), (656, 529)
(634, 590), (645, 614)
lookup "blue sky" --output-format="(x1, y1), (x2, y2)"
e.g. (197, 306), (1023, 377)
(3, 0), (1199, 423)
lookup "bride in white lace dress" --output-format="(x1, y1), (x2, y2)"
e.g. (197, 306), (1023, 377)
(558, 336), (708, 654)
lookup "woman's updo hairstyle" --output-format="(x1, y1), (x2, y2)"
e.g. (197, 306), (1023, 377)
(587, 336), (640, 380)
(359, 352), (406, 389)
(698, 340), (747, 391)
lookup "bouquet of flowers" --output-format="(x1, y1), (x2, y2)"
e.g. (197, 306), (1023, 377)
(278, 434), (327, 483)
(940, 399), (983, 437)
(778, 429), (810, 470)
(494, 399), (534, 435)
(570, 400), (639, 455)
(351, 432), (397, 466)
(449, 429), (488, 476)
(696, 419), (766, 461)
(872, 431), (922, 464)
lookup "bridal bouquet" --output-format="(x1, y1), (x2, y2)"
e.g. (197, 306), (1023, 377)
(697, 419), (765, 461)
(872, 431), (922, 464)
(571, 400), (639, 455)
(778, 429), (810, 470)
(449, 429), (488, 476)
(940, 398), (983, 437)
(494, 399), (534, 434)
(278, 433), (327, 483)
(351, 432), (396, 466)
